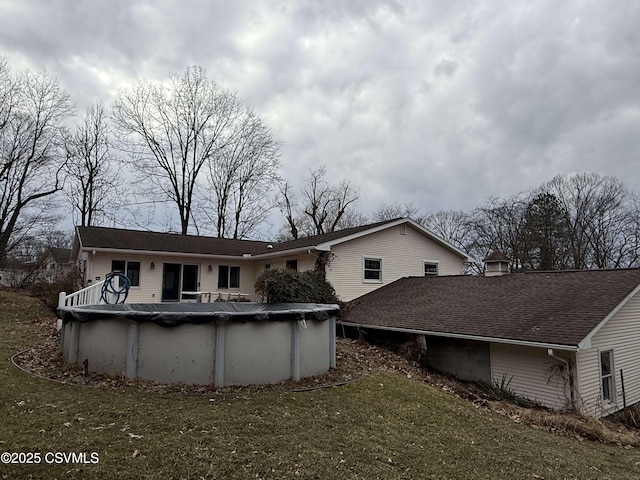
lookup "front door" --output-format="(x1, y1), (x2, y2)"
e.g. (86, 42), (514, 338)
(162, 263), (181, 302)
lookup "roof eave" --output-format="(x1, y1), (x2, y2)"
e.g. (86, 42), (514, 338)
(339, 321), (579, 352)
(316, 218), (469, 260)
(78, 246), (253, 261)
(77, 245), (320, 261)
(250, 246), (322, 259)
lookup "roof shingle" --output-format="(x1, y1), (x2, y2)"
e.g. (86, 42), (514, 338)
(75, 218), (414, 257)
(342, 269), (640, 347)
(76, 226), (271, 256)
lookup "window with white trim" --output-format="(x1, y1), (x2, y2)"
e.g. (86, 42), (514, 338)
(424, 262), (438, 275)
(600, 350), (615, 403)
(363, 258), (382, 282)
(218, 265), (240, 289)
(111, 260), (140, 286)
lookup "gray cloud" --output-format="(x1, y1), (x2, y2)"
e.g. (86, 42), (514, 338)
(2, 0), (639, 229)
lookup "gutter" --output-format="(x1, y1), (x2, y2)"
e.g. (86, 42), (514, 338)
(80, 246), (319, 261)
(339, 321), (579, 352)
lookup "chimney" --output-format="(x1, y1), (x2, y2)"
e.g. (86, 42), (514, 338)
(483, 250), (511, 277)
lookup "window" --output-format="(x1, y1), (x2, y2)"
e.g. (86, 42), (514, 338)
(265, 263), (271, 270)
(424, 262), (438, 275)
(218, 265), (240, 289)
(600, 350), (615, 403)
(285, 259), (298, 271)
(111, 260), (140, 286)
(364, 258), (382, 282)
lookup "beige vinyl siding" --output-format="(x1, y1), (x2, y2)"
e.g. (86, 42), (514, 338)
(89, 253), (155, 302)
(256, 253), (317, 273)
(88, 252), (257, 302)
(490, 343), (570, 409)
(576, 290), (640, 418)
(326, 224), (465, 301)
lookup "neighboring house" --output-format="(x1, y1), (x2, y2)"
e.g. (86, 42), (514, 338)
(70, 218), (469, 303)
(341, 256), (640, 418)
(0, 263), (30, 287)
(36, 247), (73, 282)
(0, 247), (73, 287)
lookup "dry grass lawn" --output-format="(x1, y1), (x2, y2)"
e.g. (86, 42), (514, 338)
(2, 289), (640, 479)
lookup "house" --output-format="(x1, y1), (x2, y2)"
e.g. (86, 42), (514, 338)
(70, 218), (469, 303)
(36, 247), (73, 282)
(0, 247), (73, 287)
(341, 256), (640, 418)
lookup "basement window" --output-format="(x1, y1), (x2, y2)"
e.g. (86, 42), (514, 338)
(600, 350), (615, 403)
(364, 258), (382, 283)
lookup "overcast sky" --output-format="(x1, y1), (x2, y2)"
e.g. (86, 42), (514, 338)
(2, 0), (639, 233)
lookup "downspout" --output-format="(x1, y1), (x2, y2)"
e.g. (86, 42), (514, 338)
(548, 349), (575, 410)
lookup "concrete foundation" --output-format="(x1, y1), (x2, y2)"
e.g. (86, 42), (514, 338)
(422, 335), (491, 383)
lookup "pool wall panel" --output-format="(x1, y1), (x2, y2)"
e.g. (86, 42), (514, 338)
(137, 323), (216, 384)
(224, 321), (292, 385)
(76, 319), (128, 375)
(299, 320), (331, 378)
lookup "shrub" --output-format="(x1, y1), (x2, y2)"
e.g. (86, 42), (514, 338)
(485, 373), (536, 408)
(254, 268), (339, 304)
(31, 267), (82, 312)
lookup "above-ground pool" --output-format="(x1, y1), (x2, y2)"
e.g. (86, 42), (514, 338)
(58, 303), (339, 386)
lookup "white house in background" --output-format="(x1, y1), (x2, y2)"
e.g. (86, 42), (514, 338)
(342, 254), (640, 418)
(1, 247), (73, 287)
(36, 247), (74, 283)
(70, 218), (469, 303)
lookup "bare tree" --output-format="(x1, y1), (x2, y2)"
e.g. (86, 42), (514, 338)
(543, 173), (636, 269)
(302, 166), (359, 235)
(278, 181), (299, 239)
(461, 173), (640, 273)
(197, 109), (280, 238)
(112, 66), (244, 234)
(424, 210), (473, 250)
(467, 194), (531, 272)
(371, 201), (426, 224)
(0, 58), (18, 180)
(278, 166), (361, 239)
(64, 101), (120, 226)
(0, 63), (73, 266)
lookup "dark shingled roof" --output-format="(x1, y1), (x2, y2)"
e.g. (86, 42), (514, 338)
(270, 219), (401, 252)
(342, 269), (640, 347)
(75, 218), (443, 257)
(483, 249), (511, 262)
(76, 226), (272, 256)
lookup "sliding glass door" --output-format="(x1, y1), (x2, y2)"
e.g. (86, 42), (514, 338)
(161, 263), (199, 302)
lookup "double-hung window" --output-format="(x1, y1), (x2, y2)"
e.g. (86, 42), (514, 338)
(218, 265), (240, 289)
(600, 350), (615, 403)
(363, 257), (382, 283)
(111, 260), (140, 286)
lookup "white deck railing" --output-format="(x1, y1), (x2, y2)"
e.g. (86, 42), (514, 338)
(58, 280), (106, 309)
(181, 291), (251, 303)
